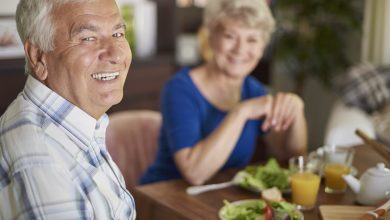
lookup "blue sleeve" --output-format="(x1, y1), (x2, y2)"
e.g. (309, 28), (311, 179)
(246, 76), (268, 98)
(161, 76), (202, 154)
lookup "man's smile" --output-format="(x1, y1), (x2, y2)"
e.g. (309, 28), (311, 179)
(91, 71), (119, 81)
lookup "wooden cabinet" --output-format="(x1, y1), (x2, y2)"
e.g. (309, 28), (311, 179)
(0, 57), (175, 115)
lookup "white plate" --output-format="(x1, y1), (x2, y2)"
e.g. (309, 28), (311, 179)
(219, 199), (304, 220)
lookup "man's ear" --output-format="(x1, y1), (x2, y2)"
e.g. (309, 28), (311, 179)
(24, 40), (48, 81)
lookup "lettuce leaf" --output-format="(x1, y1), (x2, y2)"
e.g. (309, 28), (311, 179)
(241, 158), (290, 191)
(221, 200), (267, 220)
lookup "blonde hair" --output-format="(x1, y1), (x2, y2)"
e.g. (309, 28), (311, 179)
(203, 0), (275, 43)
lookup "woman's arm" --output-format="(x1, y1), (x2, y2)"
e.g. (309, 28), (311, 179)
(174, 96), (273, 185)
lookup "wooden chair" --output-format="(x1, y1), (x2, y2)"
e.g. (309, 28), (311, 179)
(106, 110), (162, 188)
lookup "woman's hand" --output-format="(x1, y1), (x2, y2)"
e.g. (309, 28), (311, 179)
(263, 92), (307, 160)
(264, 92), (304, 132)
(238, 95), (273, 120)
(238, 93), (304, 132)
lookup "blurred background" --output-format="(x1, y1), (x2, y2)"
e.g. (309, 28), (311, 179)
(1, 0), (389, 150)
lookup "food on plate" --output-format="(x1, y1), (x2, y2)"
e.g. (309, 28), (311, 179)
(261, 187), (283, 204)
(271, 201), (303, 220)
(220, 199), (269, 220)
(219, 199), (302, 220)
(239, 158), (291, 191)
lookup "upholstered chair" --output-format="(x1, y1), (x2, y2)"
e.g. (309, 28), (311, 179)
(106, 110), (162, 188)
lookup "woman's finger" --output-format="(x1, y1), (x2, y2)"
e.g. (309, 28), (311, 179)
(260, 96), (274, 131)
(270, 93), (284, 131)
(281, 94), (304, 130)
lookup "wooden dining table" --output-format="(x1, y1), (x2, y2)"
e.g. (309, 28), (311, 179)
(131, 145), (388, 220)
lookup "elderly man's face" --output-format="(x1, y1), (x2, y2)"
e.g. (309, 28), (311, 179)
(44, 0), (131, 119)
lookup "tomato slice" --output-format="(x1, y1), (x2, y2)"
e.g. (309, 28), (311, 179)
(263, 206), (273, 220)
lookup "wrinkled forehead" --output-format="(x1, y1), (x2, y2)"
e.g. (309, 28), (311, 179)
(51, 0), (121, 25)
(50, 0), (119, 17)
(52, 0), (117, 11)
(50, 0), (122, 38)
(54, 0), (96, 7)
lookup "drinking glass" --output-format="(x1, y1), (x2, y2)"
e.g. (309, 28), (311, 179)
(323, 146), (355, 193)
(289, 156), (321, 210)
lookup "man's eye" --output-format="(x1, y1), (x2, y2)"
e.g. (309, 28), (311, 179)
(113, 32), (124, 38)
(82, 37), (96, 41)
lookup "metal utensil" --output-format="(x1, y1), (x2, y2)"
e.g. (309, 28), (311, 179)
(186, 171), (248, 195)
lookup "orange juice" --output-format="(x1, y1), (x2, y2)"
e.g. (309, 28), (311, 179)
(290, 172), (321, 210)
(324, 163), (351, 192)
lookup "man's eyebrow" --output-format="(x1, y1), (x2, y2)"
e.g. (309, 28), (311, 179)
(70, 22), (126, 37)
(114, 22), (126, 31)
(71, 24), (99, 37)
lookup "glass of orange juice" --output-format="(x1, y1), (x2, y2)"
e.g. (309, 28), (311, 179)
(289, 156), (321, 210)
(323, 146), (354, 193)
(324, 163), (351, 193)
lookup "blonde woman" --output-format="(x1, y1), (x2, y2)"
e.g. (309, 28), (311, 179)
(141, 0), (307, 185)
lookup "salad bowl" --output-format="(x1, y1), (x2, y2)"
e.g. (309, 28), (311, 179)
(219, 199), (303, 220)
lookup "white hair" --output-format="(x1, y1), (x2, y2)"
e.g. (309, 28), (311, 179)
(15, 0), (93, 75)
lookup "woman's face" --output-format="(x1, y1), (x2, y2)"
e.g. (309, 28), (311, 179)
(209, 17), (265, 79)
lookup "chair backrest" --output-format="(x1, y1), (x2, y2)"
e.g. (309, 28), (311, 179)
(106, 110), (161, 188)
(324, 99), (375, 147)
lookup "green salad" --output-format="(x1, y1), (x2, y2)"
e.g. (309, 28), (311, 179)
(271, 201), (303, 220)
(239, 158), (291, 191)
(220, 200), (267, 220)
(220, 199), (302, 220)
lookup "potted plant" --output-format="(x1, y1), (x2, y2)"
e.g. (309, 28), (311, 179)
(271, 1), (363, 96)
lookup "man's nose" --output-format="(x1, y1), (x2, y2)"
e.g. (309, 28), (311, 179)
(99, 39), (127, 64)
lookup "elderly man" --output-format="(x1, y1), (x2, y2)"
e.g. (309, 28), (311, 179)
(0, 0), (135, 219)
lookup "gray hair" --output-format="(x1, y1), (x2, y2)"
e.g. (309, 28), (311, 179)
(15, 0), (91, 75)
(204, 0), (275, 43)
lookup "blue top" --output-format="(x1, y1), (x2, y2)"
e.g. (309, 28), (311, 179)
(140, 67), (268, 184)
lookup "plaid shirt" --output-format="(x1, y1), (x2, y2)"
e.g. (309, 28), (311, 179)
(0, 76), (136, 219)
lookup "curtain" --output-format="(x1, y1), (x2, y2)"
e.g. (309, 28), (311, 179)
(361, 0), (390, 65)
